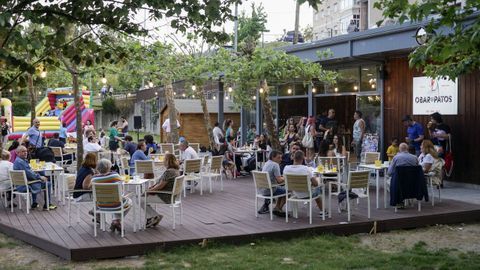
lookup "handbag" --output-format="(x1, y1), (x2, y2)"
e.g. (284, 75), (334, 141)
(302, 128), (314, 148)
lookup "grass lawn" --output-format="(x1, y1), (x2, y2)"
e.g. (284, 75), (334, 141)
(117, 233), (479, 270)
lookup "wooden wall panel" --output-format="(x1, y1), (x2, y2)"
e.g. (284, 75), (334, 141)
(160, 110), (240, 148)
(384, 57), (480, 184)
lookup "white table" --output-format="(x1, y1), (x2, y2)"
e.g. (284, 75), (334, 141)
(124, 177), (154, 231)
(32, 162), (65, 205)
(358, 163), (389, 209)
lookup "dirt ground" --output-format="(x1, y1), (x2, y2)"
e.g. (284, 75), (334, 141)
(1, 223), (479, 269)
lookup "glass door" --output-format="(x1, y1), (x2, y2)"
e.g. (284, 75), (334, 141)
(357, 95), (382, 153)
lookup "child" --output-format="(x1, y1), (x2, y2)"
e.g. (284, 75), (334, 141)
(386, 137), (399, 161)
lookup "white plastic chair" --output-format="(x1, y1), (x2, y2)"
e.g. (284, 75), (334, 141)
(134, 160), (154, 178)
(9, 170), (49, 214)
(361, 152), (380, 164)
(285, 174), (325, 224)
(92, 181), (129, 237)
(183, 158), (202, 196)
(119, 156), (130, 176)
(159, 143), (174, 154)
(66, 173), (91, 226)
(329, 170), (370, 222)
(252, 171), (287, 220)
(201, 156), (224, 192)
(143, 175), (185, 230)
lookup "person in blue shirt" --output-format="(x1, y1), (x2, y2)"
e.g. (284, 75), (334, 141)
(123, 135), (137, 157)
(129, 141), (149, 175)
(144, 134), (157, 155)
(22, 118), (43, 149)
(12, 146), (56, 210)
(402, 115), (424, 156)
(59, 122), (67, 143)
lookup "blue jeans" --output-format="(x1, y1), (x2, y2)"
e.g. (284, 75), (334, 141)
(262, 186), (286, 205)
(16, 181), (52, 205)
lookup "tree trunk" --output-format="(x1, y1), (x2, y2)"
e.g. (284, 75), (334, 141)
(198, 85), (215, 150)
(293, 0), (301, 44)
(27, 73), (36, 123)
(164, 81), (179, 143)
(73, 71), (83, 171)
(260, 79), (280, 150)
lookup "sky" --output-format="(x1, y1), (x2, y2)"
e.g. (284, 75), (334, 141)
(142, 0), (315, 45)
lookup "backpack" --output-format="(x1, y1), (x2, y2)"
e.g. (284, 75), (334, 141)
(244, 156), (256, 172)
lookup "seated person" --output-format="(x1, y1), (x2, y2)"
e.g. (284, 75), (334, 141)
(84, 136), (103, 153)
(227, 137), (243, 175)
(387, 143), (419, 176)
(418, 140), (445, 186)
(13, 146), (56, 210)
(47, 133), (65, 148)
(142, 153), (180, 228)
(280, 142), (302, 174)
(0, 150), (14, 206)
(179, 140), (199, 162)
(73, 153), (97, 201)
(92, 159), (131, 232)
(144, 135), (157, 154)
(283, 150), (324, 216)
(123, 135), (137, 157)
(129, 141), (149, 175)
(257, 150), (287, 217)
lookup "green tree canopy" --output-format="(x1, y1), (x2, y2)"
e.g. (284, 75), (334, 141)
(375, 0), (480, 79)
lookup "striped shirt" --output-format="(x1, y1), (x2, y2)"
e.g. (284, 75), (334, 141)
(92, 172), (123, 208)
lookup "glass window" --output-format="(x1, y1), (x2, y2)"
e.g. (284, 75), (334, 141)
(360, 66), (379, 92)
(357, 95), (381, 135)
(328, 67), (359, 93)
(277, 83), (307, 96)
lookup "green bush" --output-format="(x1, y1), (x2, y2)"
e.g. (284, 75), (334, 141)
(102, 98), (119, 114)
(12, 101), (31, 116)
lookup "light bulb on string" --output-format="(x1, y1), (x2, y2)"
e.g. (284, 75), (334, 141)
(148, 80), (154, 88)
(228, 87), (233, 92)
(259, 88), (264, 94)
(213, 95), (216, 100)
(191, 85), (196, 91)
(101, 67), (107, 84)
(287, 88), (292, 94)
(8, 89), (12, 93)
(312, 88), (316, 93)
(40, 61), (47, 78)
(252, 95), (256, 100)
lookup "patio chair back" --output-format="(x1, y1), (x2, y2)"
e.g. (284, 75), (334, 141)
(252, 171), (271, 190)
(184, 159), (202, 174)
(120, 157), (130, 175)
(66, 174), (77, 190)
(50, 147), (63, 158)
(160, 143), (174, 154)
(363, 152), (380, 164)
(9, 170), (28, 186)
(317, 156), (340, 170)
(172, 175), (185, 202)
(189, 143), (200, 153)
(92, 182), (122, 207)
(135, 160), (154, 175)
(285, 174), (310, 193)
(348, 170), (370, 189)
(202, 155), (210, 166)
(210, 156), (223, 171)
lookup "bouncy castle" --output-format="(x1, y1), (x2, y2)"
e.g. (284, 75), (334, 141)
(4, 87), (94, 140)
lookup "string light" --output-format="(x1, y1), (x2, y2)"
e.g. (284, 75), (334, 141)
(228, 87), (233, 92)
(101, 67), (107, 84)
(213, 95), (216, 100)
(148, 80), (154, 88)
(8, 89), (12, 93)
(334, 87), (338, 92)
(182, 93), (186, 97)
(173, 92), (176, 95)
(191, 85), (196, 91)
(225, 96), (229, 100)
(353, 85), (358, 91)
(38, 91), (42, 95)
(155, 92), (158, 96)
(40, 61), (47, 78)
(371, 84), (376, 89)
(252, 95), (256, 100)
(192, 94), (195, 98)
(312, 88), (316, 93)
(287, 88), (292, 94)
(259, 88), (264, 94)
(127, 93), (131, 97)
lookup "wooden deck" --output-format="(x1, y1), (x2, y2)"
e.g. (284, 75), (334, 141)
(0, 176), (479, 261)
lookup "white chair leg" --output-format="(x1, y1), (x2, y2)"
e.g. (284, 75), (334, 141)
(328, 184), (332, 218)
(25, 194), (28, 214)
(172, 205), (176, 230)
(347, 190), (351, 222)
(418, 201), (421, 212)
(121, 211), (125, 238)
(309, 200), (312, 224)
(10, 193), (14, 213)
(367, 195), (371, 219)
(220, 173), (224, 191)
(94, 209), (97, 237)
(285, 199), (288, 223)
(180, 203), (183, 225)
(255, 197), (258, 218)
(68, 198), (71, 227)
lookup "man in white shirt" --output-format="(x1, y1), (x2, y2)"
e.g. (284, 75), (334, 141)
(212, 122), (224, 147)
(84, 136), (103, 152)
(283, 150), (324, 215)
(162, 118), (181, 133)
(179, 140), (198, 161)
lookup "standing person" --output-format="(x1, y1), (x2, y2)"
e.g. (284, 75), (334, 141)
(8, 140), (20, 163)
(13, 146), (56, 210)
(119, 116), (129, 135)
(296, 117), (306, 139)
(22, 118), (43, 155)
(1, 119), (10, 148)
(351, 110), (365, 161)
(246, 124), (257, 145)
(212, 122), (224, 149)
(162, 112), (180, 139)
(224, 119), (235, 142)
(319, 109), (337, 142)
(257, 150), (287, 217)
(402, 115), (424, 156)
(59, 122), (67, 143)
(303, 116), (316, 162)
(428, 112), (451, 157)
(282, 124), (299, 152)
(108, 120), (123, 151)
